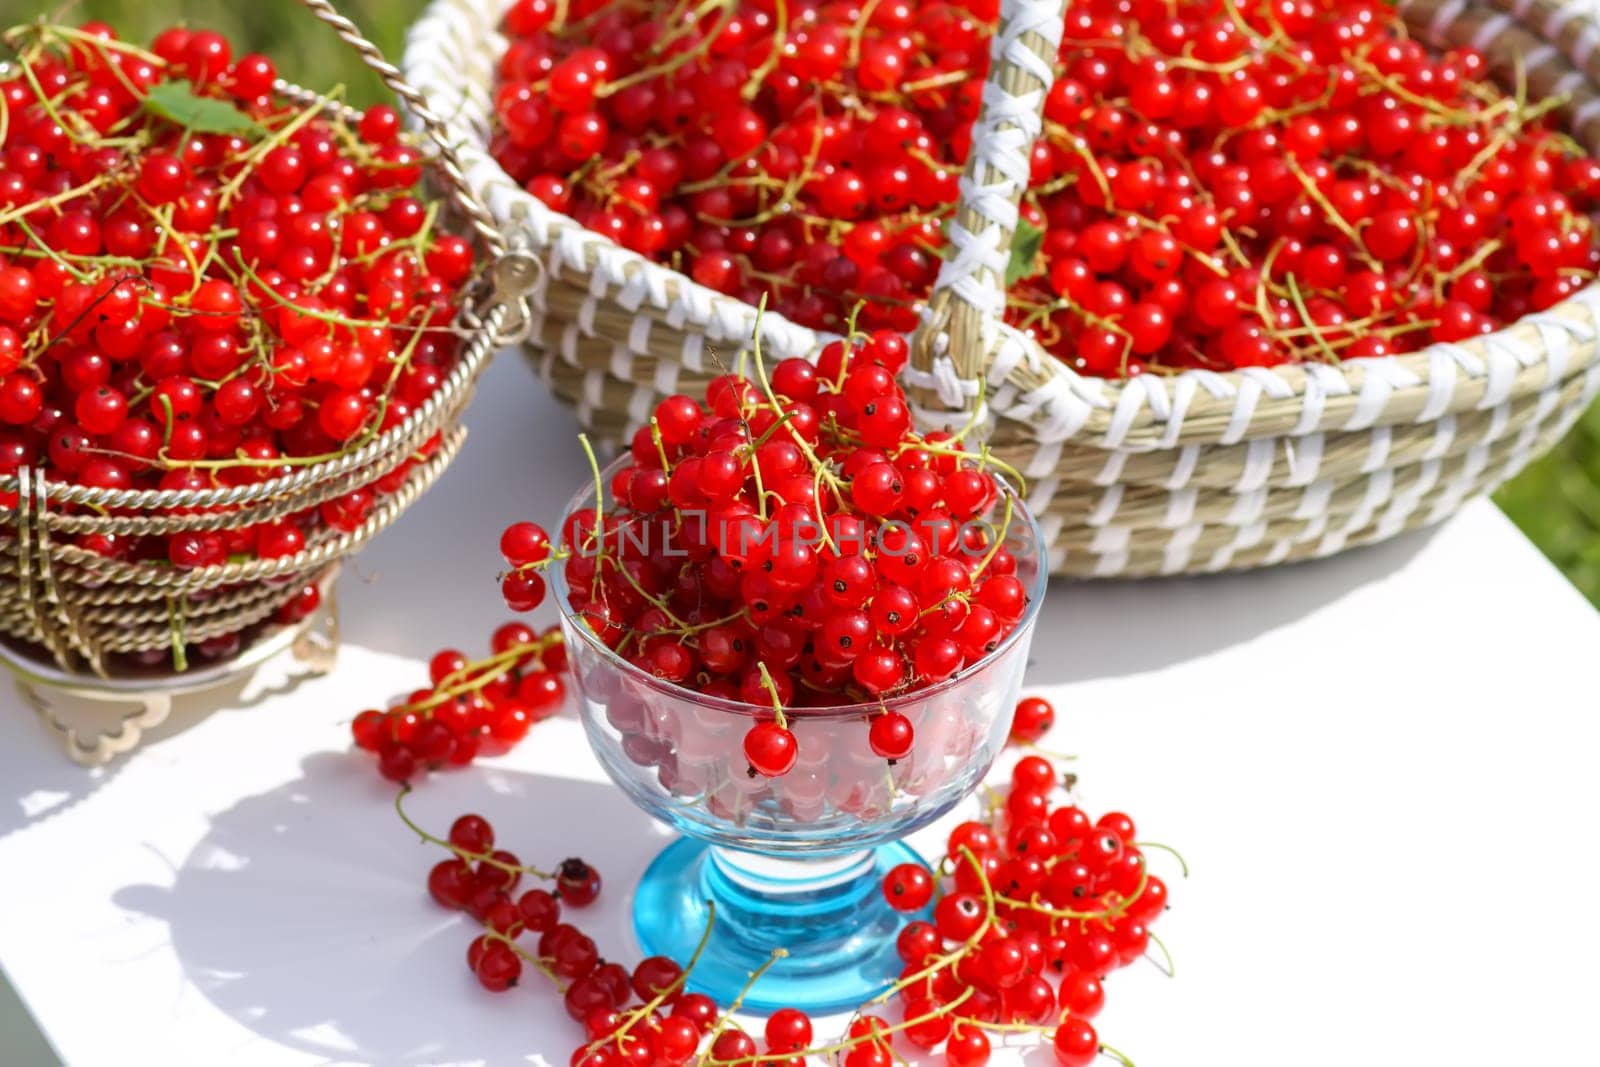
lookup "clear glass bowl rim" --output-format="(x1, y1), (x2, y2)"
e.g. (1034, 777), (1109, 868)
(549, 453), (1050, 721)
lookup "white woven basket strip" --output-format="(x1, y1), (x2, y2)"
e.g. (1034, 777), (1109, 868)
(932, 3), (1063, 321)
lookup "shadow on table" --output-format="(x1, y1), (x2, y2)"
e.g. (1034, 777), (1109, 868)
(0, 665), (323, 843)
(1024, 523), (1441, 687)
(0, 694), (121, 843)
(112, 751), (666, 1065)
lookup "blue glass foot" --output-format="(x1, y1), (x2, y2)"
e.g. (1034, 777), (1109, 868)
(633, 837), (931, 1015)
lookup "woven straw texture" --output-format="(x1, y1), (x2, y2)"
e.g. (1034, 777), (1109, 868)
(0, 0), (530, 676)
(406, 0), (1600, 577)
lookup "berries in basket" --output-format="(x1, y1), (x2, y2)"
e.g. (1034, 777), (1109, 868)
(0, 9), (527, 686)
(409, 0), (1600, 577)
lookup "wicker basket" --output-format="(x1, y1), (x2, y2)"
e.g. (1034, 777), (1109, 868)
(407, 0), (1600, 577)
(0, 0), (538, 678)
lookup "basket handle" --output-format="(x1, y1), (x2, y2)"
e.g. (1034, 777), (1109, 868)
(909, 0), (1066, 423)
(295, 0), (508, 259)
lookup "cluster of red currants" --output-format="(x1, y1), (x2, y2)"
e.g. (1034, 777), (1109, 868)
(401, 802), (609, 996)
(414, 695), (1173, 1067)
(876, 732), (1170, 1066)
(490, 0), (1600, 376)
(0, 21), (473, 564)
(1010, 0), (1600, 374)
(489, 0), (988, 334)
(350, 621), (567, 782)
(499, 328), (1031, 777)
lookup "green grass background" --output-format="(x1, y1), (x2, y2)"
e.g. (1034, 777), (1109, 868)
(29, 1), (1600, 603)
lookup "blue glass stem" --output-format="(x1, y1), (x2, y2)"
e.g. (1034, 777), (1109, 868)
(634, 837), (931, 1015)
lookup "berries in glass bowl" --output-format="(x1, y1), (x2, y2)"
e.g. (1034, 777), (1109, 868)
(494, 328), (1049, 1012)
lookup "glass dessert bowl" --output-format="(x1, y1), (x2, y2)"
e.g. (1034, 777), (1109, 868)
(552, 463), (1047, 1013)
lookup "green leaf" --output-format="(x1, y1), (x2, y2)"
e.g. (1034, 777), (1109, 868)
(1005, 218), (1046, 288)
(141, 79), (262, 136)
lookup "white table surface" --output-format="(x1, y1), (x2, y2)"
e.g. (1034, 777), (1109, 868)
(4, 351), (1600, 1067)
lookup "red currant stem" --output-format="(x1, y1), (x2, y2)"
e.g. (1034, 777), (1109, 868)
(1145, 930), (1176, 979)
(14, 55), (93, 149)
(1222, 0), (1288, 57)
(748, 298), (846, 514)
(1019, 742), (1078, 762)
(217, 90), (346, 209)
(399, 642), (556, 715)
(698, 948), (788, 1062)
(637, 0), (722, 57)
(754, 663), (789, 729)
(392, 785), (558, 880)
(607, 552), (691, 629)
(362, 300), (435, 433)
(896, 67), (973, 97)
(347, 199), (441, 269)
(1434, 240), (1504, 292)
(915, 590), (969, 621)
(647, 416), (673, 472)
(587, 149), (643, 197)
(167, 596), (189, 673)
(1214, 225), (1252, 271)
(729, 120), (828, 230)
(576, 431), (606, 558)
(1281, 156), (1379, 270)
(871, 846), (997, 1007)
(577, 902), (718, 1065)
(745, 425), (771, 522)
(0, 172), (112, 228)
(901, 440), (1025, 493)
(1097, 1042), (1138, 1067)
(1016, 847), (1154, 923)
(27, 260), (142, 362)
(10, 216), (91, 283)
(1131, 840), (1189, 878)
(604, 0), (736, 99)
(742, 0), (787, 100)
(1458, 102), (1559, 190)
(1284, 275), (1340, 365)
(940, 372), (990, 447)
(1, 245), (152, 271)
(962, 1018), (1057, 1037)
(993, 891), (1132, 924)
(765, 991), (979, 1065)
(510, 550), (569, 580)
(231, 249), (444, 334)
(40, 23), (165, 65)
(153, 393), (175, 451)
(1179, 241), (1233, 279)
(480, 927), (564, 987)
(845, 0), (885, 64)
(428, 634), (560, 694)
(1058, 133), (1113, 210)
(972, 490), (1015, 579)
(1252, 241), (1288, 352)
(810, 464), (840, 554)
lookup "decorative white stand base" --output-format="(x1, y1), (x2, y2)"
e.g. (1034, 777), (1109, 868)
(2, 585), (339, 767)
